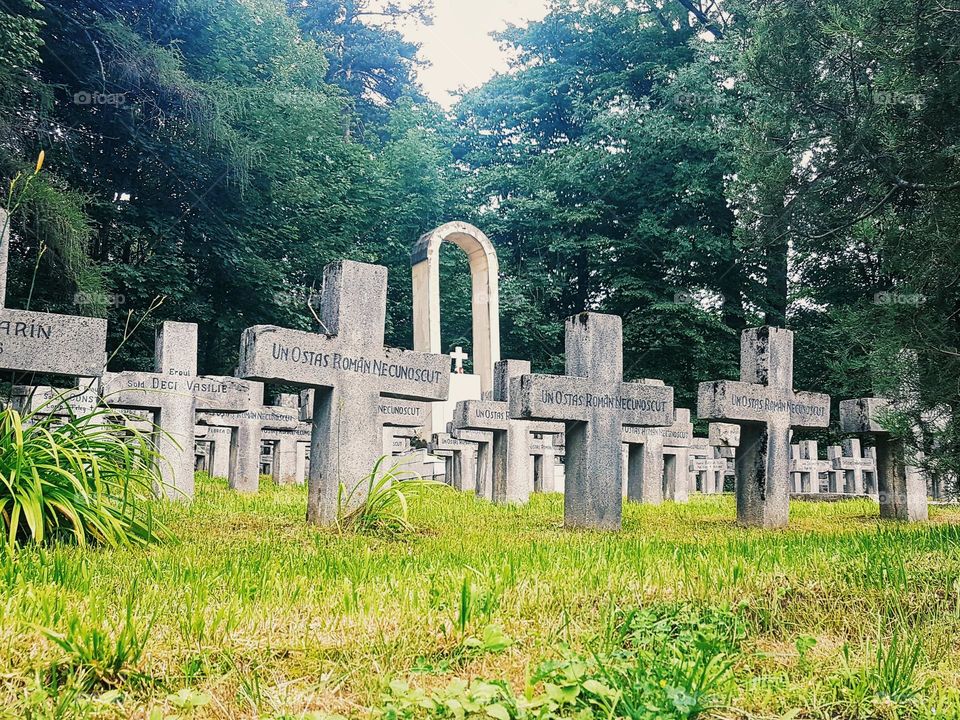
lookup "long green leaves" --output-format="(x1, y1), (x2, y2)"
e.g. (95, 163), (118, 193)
(0, 401), (169, 550)
(336, 455), (445, 536)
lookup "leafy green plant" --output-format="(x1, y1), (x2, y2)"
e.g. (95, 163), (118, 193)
(337, 456), (445, 536)
(827, 633), (926, 719)
(380, 603), (740, 719)
(40, 587), (154, 691)
(0, 400), (168, 549)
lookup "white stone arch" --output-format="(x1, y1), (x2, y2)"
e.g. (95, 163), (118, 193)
(411, 221), (500, 394)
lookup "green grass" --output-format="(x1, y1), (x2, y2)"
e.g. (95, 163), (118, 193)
(2, 474), (960, 718)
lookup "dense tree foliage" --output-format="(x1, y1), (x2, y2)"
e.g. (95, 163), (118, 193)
(1, 0), (956, 481)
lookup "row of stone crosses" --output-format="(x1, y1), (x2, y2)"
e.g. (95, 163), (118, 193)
(0, 206), (927, 529)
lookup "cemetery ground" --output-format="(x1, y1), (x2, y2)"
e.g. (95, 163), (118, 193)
(3, 476), (960, 720)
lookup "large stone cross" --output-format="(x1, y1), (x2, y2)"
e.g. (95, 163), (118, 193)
(453, 359), (563, 505)
(101, 321), (253, 499)
(238, 260), (450, 525)
(0, 208), (107, 378)
(510, 313), (674, 530)
(698, 326), (830, 527)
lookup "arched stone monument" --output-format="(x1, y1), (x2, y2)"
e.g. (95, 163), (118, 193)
(412, 222), (500, 393)
(412, 222), (501, 434)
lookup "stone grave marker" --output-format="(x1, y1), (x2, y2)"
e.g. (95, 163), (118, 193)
(688, 437), (710, 493)
(0, 209), (108, 378)
(451, 426), (493, 496)
(827, 439), (877, 495)
(622, 404), (693, 504)
(530, 433), (559, 493)
(238, 260), (450, 525)
(12, 381), (99, 423)
(429, 432), (477, 491)
(789, 441), (819, 494)
(197, 383), (301, 492)
(840, 397), (928, 521)
(101, 321), (253, 499)
(453, 359), (563, 505)
(698, 326), (830, 528)
(510, 313), (674, 530)
(194, 424), (232, 477)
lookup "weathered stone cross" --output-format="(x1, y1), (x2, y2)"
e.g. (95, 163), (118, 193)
(0, 208), (107, 378)
(510, 313), (674, 530)
(238, 260), (450, 525)
(101, 321), (253, 499)
(453, 359), (563, 505)
(698, 327), (830, 527)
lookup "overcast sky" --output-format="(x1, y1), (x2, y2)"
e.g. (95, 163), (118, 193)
(402, 0), (550, 107)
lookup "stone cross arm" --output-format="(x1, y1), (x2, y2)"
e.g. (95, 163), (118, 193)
(622, 411), (693, 447)
(199, 405), (300, 430)
(839, 397), (891, 434)
(509, 374), (673, 426)
(378, 399), (428, 428)
(239, 325), (449, 401)
(102, 372), (252, 412)
(0, 309), (106, 377)
(453, 400), (510, 431)
(698, 380), (830, 428)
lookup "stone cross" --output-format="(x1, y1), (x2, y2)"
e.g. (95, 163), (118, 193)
(429, 432), (477, 491)
(529, 433), (559, 493)
(688, 437), (710, 493)
(698, 326), (830, 528)
(194, 424), (232, 478)
(0, 208), (107, 378)
(13, 382), (99, 421)
(197, 383), (301, 492)
(238, 260), (450, 525)
(101, 321), (253, 499)
(453, 359), (562, 504)
(827, 439), (877, 494)
(451, 426), (493, 497)
(262, 422), (312, 485)
(840, 397), (927, 521)
(710, 449), (731, 492)
(620, 380), (667, 504)
(622, 404), (693, 504)
(789, 441), (819, 494)
(450, 346), (468, 374)
(510, 313), (674, 530)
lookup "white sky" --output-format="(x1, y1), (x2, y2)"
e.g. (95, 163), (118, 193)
(402, 0), (551, 107)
